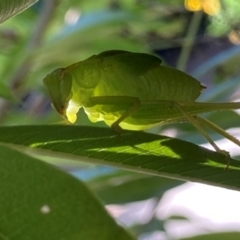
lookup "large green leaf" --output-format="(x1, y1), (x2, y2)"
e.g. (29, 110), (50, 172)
(0, 125), (240, 191)
(0, 144), (134, 240)
(0, 0), (37, 23)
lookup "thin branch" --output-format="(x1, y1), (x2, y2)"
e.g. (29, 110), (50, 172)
(11, 0), (59, 89)
(176, 11), (203, 71)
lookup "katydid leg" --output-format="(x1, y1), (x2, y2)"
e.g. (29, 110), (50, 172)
(173, 102), (231, 168)
(173, 102), (222, 152)
(195, 115), (240, 147)
(90, 96), (141, 132)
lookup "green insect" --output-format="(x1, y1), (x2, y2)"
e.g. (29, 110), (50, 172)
(43, 50), (240, 166)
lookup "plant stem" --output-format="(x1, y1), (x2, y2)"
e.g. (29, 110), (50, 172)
(176, 11), (203, 71)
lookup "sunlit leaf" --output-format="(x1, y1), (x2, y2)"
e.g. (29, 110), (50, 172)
(0, 125), (240, 191)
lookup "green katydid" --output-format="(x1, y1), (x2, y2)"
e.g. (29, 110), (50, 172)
(43, 50), (240, 166)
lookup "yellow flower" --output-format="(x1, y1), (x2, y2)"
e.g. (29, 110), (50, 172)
(185, 0), (220, 15)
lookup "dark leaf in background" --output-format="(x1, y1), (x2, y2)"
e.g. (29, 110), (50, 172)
(0, 0), (37, 23)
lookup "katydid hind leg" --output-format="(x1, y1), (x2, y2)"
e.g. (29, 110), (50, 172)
(173, 102), (231, 168)
(195, 115), (240, 148)
(194, 115), (240, 169)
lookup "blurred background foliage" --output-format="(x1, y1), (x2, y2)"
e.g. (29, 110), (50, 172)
(1, 0), (240, 239)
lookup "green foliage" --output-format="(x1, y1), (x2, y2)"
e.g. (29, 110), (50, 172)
(0, 82), (16, 101)
(208, 0), (240, 36)
(0, 144), (134, 240)
(1, 0), (240, 239)
(0, 0), (37, 23)
(1, 125), (240, 190)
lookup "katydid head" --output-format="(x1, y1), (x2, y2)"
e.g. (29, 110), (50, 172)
(43, 68), (79, 124)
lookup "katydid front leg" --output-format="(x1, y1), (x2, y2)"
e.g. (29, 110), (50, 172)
(90, 96), (141, 133)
